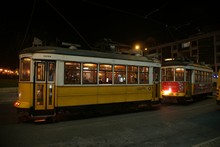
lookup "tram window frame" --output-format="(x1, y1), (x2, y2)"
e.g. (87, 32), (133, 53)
(195, 70), (198, 82)
(114, 65), (126, 84)
(139, 66), (149, 84)
(198, 71), (201, 82)
(36, 62), (45, 81)
(166, 68), (174, 81)
(64, 62), (81, 84)
(127, 65), (138, 84)
(204, 72), (207, 82)
(175, 67), (184, 81)
(83, 63), (97, 84)
(20, 57), (31, 81)
(208, 72), (212, 82)
(48, 62), (55, 81)
(99, 64), (112, 84)
(201, 71), (204, 82)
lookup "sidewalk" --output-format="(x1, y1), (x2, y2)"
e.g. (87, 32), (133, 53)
(0, 87), (18, 93)
(0, 87), (18, 103)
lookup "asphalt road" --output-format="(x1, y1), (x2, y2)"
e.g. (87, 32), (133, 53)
(0, 88), (220, 147)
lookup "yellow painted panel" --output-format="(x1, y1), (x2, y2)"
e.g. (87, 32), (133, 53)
(98, 94), (126, 104)
(57, 86), (98, 97)
(18, 83), (33, 108)
(97, 86), (126, 104)
(56, 85), (156, 106)
(126, 86), (138, 94)
(57, 86), (98, 106)
(108, 86), (126, 94)
(58, 95), (98, 106)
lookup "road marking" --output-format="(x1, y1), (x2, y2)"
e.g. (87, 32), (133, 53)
(192, 136), (220, 147)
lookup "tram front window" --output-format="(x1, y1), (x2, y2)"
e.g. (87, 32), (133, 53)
(20, 58), (31, 81)
(175, 68), (184, 81)
(163, 68), (174, 81)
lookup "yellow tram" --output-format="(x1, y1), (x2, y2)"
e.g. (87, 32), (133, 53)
(161, 57), (213, 103)
(14, 46), (161, 120)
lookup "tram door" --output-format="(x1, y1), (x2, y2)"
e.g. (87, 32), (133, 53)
(34, 61), (56, 112)
(153, 67), (160, 99)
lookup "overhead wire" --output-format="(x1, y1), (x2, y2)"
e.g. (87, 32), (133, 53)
(20, 0), (36, 50)
(82, 0), (178, 42)
(45, 0), (94, 49)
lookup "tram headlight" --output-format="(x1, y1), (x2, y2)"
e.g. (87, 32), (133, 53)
(163, 88), (172, 95)
(14, 101), (20, 107)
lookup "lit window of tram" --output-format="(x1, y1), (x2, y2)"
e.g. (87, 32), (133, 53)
(83, 63), (97, 84)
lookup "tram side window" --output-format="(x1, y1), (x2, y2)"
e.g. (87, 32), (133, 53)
(20, 58), (31, 81)
(64, 62), (81, 84)
(114, 65), (126, 84)
(201, 71), (204, 82)
(203, 72), (207, 82)
(198, 71), (201, 82)
(175, 68), (184, 81)
(195, 70), (198, 82)
(83, 63), (97, 84)
(208, 72), (212, 82)
(99, 64), (112, 84)
(139, 66), (149, 84)
(127, 66), (138, 84)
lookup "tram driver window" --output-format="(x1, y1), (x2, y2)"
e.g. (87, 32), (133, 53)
(20, 58), (31, 81)
(175, 68), (184, 81)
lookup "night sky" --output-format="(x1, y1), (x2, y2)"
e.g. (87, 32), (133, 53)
(1, 0), (220, 69)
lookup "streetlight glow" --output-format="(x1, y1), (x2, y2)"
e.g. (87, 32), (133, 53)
(135, 45), (140, 50)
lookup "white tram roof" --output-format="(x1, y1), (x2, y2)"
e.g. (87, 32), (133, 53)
(20, 46), (160, 63)
(162, 60), (213, 71)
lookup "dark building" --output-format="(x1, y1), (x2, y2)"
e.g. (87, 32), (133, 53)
(145, 31), (220, 73)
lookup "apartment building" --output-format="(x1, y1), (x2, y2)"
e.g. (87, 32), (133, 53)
(145, 31), (220, 73)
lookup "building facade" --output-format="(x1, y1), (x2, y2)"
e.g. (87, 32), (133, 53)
(145, 31), (220, 73)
